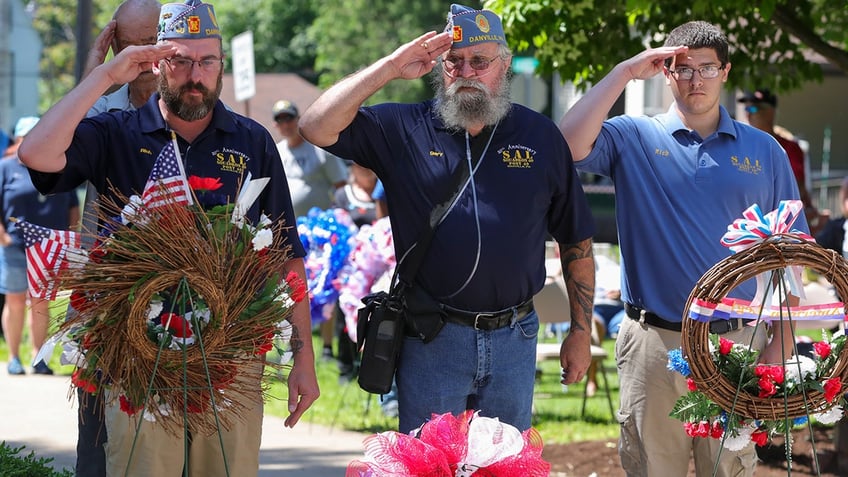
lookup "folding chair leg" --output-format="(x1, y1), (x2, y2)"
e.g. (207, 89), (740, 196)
(581, 358), (616, 422)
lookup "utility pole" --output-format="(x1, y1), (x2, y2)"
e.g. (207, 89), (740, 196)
(0, 0), (12, 132)
(75, 0), (92, 84)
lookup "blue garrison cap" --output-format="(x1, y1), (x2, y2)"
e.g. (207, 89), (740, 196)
(445, 4), (507, 48)
(158, 0), (221, 41)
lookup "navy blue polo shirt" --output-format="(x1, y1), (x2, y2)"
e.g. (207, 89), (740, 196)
(27, 94), (304, 258)
(325, 100), (594, 311)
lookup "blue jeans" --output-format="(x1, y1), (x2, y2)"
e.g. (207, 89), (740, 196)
(396, 311), (539, 434)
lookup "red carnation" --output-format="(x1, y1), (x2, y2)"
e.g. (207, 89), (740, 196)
(72, 369), (97, 394)
(119, 394), (143, 416)
(813, 341), (832, 359)
(686, 377), (697, 392)
(70, 291), (92, 312)
(823, 377), (842, 403)
(285, 271), (307, 303)
(718, 337), (733, 356)
(758, 377), (777, 398)
(751, 430), (769, 447)
(82, 333), (97, 350)
(162, 313), (192, 339)
(710, 420), (724, 439)
(188, 175), (223, 192)
(255, 330), (276, 355)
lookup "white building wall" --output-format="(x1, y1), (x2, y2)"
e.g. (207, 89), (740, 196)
(1, 0), (41, 136)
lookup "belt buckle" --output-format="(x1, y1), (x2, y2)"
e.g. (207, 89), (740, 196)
(473, 312), (495, 330)
(712, 320), (732, 334)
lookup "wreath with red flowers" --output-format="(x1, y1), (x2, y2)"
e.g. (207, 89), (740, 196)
(59, 175), (307, 436)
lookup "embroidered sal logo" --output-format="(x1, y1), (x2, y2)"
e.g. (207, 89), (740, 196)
(499, 145), (536, 169)
(730, 156), (762, 175)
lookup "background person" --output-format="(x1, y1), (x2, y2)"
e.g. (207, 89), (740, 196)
(18, 0), (319, 474)
(300, 3), (595, 435)
(738, 88), (825, 234)
(559, 21), (805, 477)
(273, 98), (348, 361)
(73, 1), (162, 474)
(0, 116), (80, 375)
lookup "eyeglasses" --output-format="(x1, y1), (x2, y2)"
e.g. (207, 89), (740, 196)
(667, 64), (724, 81)
(441, 54), (501, 76)
(164, 57), (224, 74)
(744, 105), (761, 114)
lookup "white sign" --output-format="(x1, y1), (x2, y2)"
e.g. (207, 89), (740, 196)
(231, 31), (256, 102)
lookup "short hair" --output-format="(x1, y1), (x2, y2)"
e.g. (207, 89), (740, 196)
(663, 21), (729, 68)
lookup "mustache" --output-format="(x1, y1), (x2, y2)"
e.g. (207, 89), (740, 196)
(180, 81), (210, 95)
(447, 79), (488, 95)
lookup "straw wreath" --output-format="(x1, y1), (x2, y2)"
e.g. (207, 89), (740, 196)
(60, 185), (300, 436)
(681, 233), (848, 420)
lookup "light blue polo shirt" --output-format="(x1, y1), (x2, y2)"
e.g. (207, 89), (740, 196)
(577, 104), (807, 322)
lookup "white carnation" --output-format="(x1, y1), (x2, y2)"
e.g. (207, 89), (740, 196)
(814, 406), (843, 425)
(722, 423), (756, 452)
(252, 228), (273, 251)
(784, 355), (817, 385)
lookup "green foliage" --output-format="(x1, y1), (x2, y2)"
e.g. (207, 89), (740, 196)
(308, 0), (469, 104)
(0, 442), (73, 477)
(215, 0), (319, 80)
(485, 0), (848, 93)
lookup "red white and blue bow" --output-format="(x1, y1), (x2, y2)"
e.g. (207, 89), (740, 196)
(719, 200), (813, 308)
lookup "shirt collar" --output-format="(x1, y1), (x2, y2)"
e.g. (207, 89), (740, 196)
(137, 93), (237, 137)
(658, 103), (737, 140)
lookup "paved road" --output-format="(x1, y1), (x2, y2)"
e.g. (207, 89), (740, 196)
(0, 368), (368, 476)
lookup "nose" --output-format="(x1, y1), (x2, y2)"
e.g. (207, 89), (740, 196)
(456, 60), (477, 78)
(189, 63), (204, 81)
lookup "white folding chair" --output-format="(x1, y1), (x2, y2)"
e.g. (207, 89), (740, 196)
(534, 255), (615, 420)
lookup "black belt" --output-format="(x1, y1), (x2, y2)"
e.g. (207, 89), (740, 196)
(441, 300), (535, 331)
(624, 303), (752, 334)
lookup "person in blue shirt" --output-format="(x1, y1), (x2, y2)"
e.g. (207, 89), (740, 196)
(0, 116), (80, 376)
(18, 1), (319, 475)
(300, 3), (596, 435)
(560, 21), (805, 477)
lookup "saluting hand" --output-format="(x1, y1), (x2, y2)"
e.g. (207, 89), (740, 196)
(622, 46), (689, 81)
(100, 44), (177, 87)
(387, 31), (453, 80)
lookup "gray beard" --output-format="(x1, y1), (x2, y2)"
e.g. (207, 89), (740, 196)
(431, 68), (512, 132)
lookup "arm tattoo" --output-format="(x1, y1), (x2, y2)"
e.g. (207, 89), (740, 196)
(288, 320), (305, 355)
(559, 239), (595, 333)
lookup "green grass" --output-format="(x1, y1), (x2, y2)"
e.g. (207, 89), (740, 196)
(265, 333), (621, 445)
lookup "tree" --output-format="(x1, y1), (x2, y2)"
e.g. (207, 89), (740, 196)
(214, 0), (318, 81)
(484, 0), (848, 93)
(308, 0), (470, 104)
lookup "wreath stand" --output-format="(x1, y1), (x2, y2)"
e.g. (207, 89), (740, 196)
(682, 234), (848, 476)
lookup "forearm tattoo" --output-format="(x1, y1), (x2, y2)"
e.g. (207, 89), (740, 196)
(559, 239), (595, 333)
(288, 320), (305, 355)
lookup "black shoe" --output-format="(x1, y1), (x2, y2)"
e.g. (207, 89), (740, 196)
(321, 346), (333, 362)
(33, 361), (54, 375)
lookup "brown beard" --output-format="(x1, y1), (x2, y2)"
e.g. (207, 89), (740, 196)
(158, 68), (223, 122)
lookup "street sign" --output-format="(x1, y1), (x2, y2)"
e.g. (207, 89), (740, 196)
(231, 31), (256, 102)
(512, 56), (539, 75)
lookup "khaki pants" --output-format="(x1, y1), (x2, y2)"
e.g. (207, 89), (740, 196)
(103, 364), (264, 477)
(615, 317), (765, 477)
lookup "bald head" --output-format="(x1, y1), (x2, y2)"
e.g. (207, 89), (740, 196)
(112, 0), (161, 52)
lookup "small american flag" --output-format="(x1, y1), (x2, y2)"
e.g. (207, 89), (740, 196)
(19, 220), (81, 300)
(141, 132), (194, 210)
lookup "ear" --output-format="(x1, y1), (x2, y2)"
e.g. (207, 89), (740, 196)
(722, 62), (732, 82)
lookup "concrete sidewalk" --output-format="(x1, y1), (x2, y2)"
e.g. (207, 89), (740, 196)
(0, 367), (368, 476)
